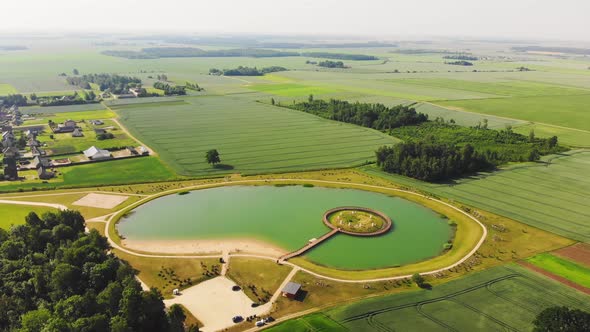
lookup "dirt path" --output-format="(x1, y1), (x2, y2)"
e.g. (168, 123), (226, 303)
(518, 261), (590, 295)
(102, 178), (488, 283)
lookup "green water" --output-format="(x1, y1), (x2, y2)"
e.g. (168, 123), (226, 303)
(118, 186), (451, 270)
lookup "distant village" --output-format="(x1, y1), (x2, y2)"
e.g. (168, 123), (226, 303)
(0, 103), (148, 182)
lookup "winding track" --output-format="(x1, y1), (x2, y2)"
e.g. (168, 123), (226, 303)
(102, 178), (488, 283)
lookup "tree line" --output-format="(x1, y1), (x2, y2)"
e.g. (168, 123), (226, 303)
(0, 94), (28, 106)
(0, 210), (194, 331)
(153, 82), (187, 96)
(287, 97), (428, 130)
(442, 55), (478, 61)
(317, 60), (346, 68)
(66, 74), (142, 94)
(209, 66), (288, 76)
(445, 60), (474, 66)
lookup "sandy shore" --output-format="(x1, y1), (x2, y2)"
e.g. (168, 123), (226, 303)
(122, 238), (287, 257)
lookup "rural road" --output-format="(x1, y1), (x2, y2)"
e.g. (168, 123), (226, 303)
(0, 199), (68, 211)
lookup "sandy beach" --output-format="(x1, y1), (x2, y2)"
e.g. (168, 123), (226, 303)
(122, 238), (287, 257)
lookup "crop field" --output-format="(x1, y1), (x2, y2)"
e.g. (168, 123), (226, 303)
(267, 264), (590, 332)
(0, 83), (18, 95)
(527, 253), (590, 288)
(20, 103), (107, 114)
(248, 83), (340, 97)
(361, 150), (590, 242)
(21, 109), (116, 125)
(113, 95), (399, 176)
(0, 157), (176, 193)
(0, 203), (56, 229)
(436, 94), (590, 131)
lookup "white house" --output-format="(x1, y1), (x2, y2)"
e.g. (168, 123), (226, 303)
(83, 146), (111, 160)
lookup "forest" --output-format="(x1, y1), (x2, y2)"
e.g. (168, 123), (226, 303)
(209, 66), (288, 76)
(287, 97), (428, 130)
(0, 94), (28, 106)
(0, 210), (193, 331)
(317, 60), (346, 68)
(153, 82), (187, 95)
(66, 74), (142, 94)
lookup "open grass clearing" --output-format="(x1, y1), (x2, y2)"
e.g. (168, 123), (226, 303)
(226, 257), (293, 303)
(114, 95), (398, 176)
(112, 248), (221, 299)
(268, 264), (590, 332)
(0, 157), (177, 193)
(0, 203), (56, 229)
(527, 253), (590, 288)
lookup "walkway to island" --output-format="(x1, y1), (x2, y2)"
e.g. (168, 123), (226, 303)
(278, 206), (393, 262)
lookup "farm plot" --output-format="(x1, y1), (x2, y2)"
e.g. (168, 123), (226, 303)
(20, 104), (107, 114)
(0, 83), (18, 95)
(267, 264), (590, 332)
(361, 150), (590, 242)
(114, 95), (399, 176)
(527, 253), (590, 288)
(436, 94), (590, 131)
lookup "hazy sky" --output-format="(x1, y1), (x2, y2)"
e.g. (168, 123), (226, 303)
(2, 0), (589, 41)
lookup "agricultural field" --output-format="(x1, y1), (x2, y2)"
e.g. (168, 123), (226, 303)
(361, 150), (590, 242)
(0, 83), (18, 95)
(527, 253), (590, 288)
(113, 95), (399, 176)
(0, 157), (176, 193)
(0, 203), (56, 229)
(267, 264), (590, 332)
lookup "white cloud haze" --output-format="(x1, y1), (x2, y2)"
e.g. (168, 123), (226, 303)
(1, 0), (589, 41)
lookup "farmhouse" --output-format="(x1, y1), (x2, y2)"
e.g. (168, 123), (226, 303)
(281, 282), (302, 299)
(32, 156), (51, 169)
(2, 146), (19, 180)
(31, 146), (46, 157)
(89, 120), (104, 125)
(83, 146), (111, 160)
(53, 119), (78, 133)
(94, 128), (107, 135)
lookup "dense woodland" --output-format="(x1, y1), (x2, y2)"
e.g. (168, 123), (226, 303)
(317, 60), (346, 68)
(445, 60), (474, 66)
(153, 82), (187, 95)
(67, 74), (142, 94)
(301, 52), (377, 60)
(287, 98), (428, 130)
(0, 210), (193, 331)
(443, 55), (478, 61)
(209, 66), (287, 76)
(0, 94), (28, 106)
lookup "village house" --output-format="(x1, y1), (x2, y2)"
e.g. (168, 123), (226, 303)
(32, 156), (51, 169)
(89, 120), (104, 125)
(94, 128), (107, 135)
(53, 119), (78, 133)
(83, 146), (111, 160)
(2, 146), (19, 180)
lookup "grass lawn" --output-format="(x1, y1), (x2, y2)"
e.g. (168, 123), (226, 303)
(0, 83), (18, 95)
(114, 94), (398, 177)
(0, 157), (177, 193)
(527, 253), (590, 288)
(20, 109), (116, 125)
(112, 249), (221, 299)
(0, 203), (56, 229)
(86, 221), (106, 236)
(268, 264), (590, 332)
(226, 257), (293, 303)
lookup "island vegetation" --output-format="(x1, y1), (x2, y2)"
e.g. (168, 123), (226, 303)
(153, 82), (187, 96)
(66, 73), (142, 94)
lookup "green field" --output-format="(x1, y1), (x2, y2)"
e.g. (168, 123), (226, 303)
(527, 253), (590, 288)
(0, 204), (56, 229)
(248, 83), (340, 97)
(361, 150), (590, 242)
(267, 264), (590, 331)
(0, 83), (18, 95)
(436, 94), (590, 131)
(20, 104), (108, 114)
(0, 157), (176, 193)
(114, 95), (399, 176)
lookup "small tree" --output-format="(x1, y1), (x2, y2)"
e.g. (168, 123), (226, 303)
(412, 273), (425, 288)
(73, 68), (79, 75)
(206, 149), (221, 165)
(271, 98), (275, 105)
(529, 129), (535, 142)
(533, 306), (590, 332)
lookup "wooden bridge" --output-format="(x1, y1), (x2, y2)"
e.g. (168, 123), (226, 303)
(278, 228), (339, 262)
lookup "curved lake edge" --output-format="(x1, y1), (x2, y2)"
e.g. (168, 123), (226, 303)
(108, 179), (485, 279)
